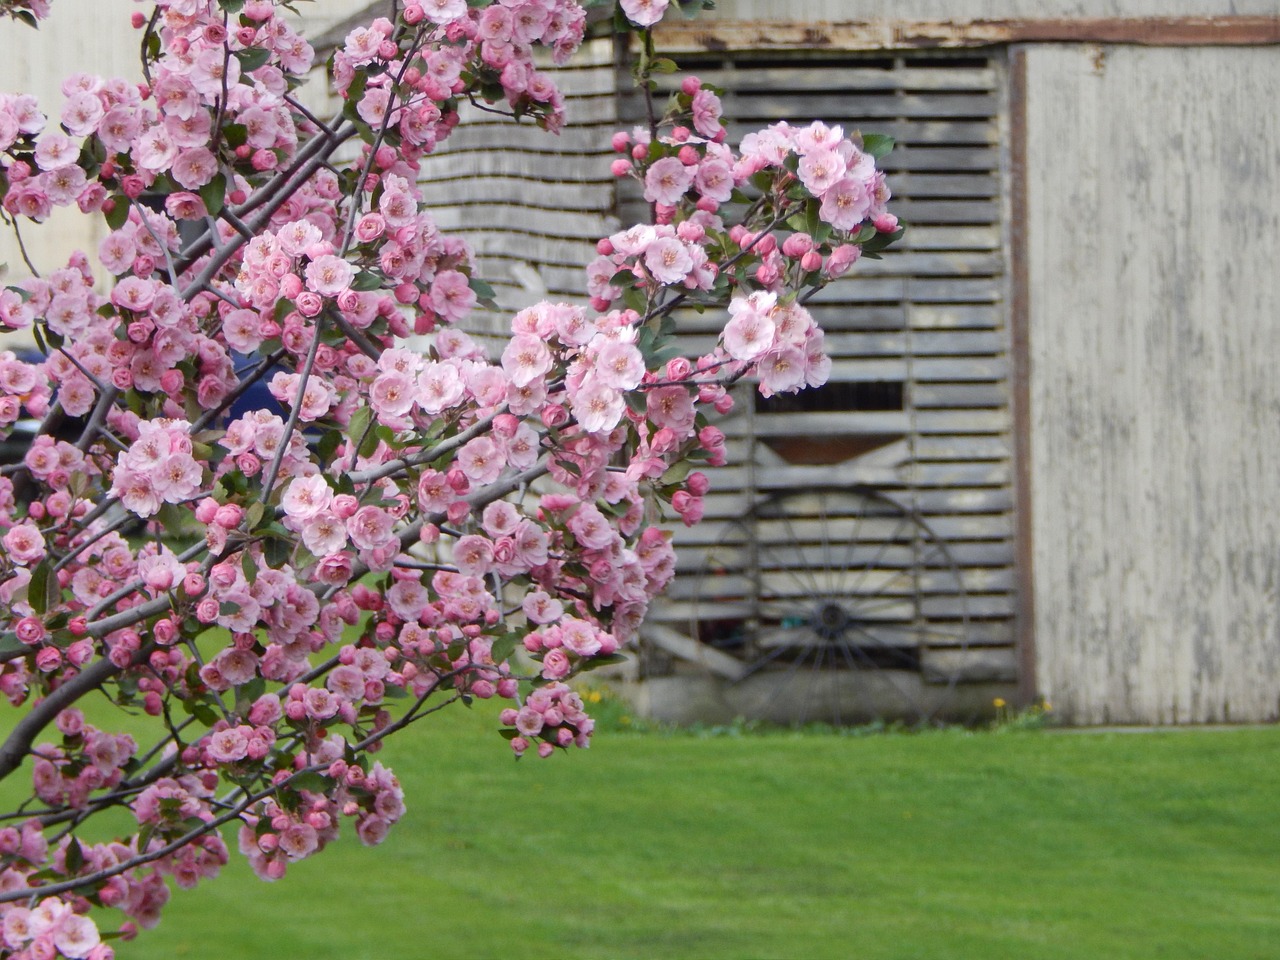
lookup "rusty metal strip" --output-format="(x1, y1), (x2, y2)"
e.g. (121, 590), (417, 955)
(653, 17), (1280, 53)
(1005, 46), (1038, 710)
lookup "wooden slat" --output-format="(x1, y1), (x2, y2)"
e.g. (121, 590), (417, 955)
(911, 331), (1005, 355)
(913, 383), (1008, 408)
(913, 358), (1008, 382)
(721, 92), (1000, 121)
(922, 647), (1019, 684)
(914, 436), (1010, 460)
(417, 176), (615, 210)
(417, 151), (613, 180)
(914, 409), (1010, 435)
(752, 411), (911, 437)
(426, 205), (617, 237)
(669, 64), (998, 94)
(911, 304), (1002, 329)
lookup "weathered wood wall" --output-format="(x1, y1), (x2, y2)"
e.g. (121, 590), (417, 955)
(415, 38), (619, 345)
(1024, 44), (1280, 724)
(628, 51), (1020, 705)
(692, 0), (1279, 21)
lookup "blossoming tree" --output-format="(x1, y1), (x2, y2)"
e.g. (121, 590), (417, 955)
(0, 0), (900, 954)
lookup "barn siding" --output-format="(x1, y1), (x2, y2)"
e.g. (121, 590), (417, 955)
(1024, 45), (1280, 724)
(692, 1), (1280, 21)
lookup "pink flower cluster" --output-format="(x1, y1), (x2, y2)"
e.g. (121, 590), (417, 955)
(501, 681), (594, 758)
(0, 0), (899, 945)
(30, 710), (136, 810)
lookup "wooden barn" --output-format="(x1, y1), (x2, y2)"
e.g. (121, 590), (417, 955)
(3, 1), (1278, 726)
(383, 0), (1280, 726)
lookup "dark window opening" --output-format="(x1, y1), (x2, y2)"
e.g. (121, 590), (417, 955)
(756, 380), (905, 415)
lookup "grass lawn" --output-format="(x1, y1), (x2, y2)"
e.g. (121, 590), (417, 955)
(78, 703), (1276, 960)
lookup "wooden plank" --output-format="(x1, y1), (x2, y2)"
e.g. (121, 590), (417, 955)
(899, 225), (1001, 250)
(1027, 45), (1280, 724)
(911, 487), (1014, 513)
(419, 178), (615, 211)
(907, 277), (1003, 302)
(893, 173), (1000, 197)
(914, 436), (1010, 460)
(640, 623), (748, 681)
(913, 357), (1008, 382)
(427, 205), (616, 237)
(665, 64), (998, 94)
(416, 151), (613, 180)
(425, 121), (619, 153)
(914, 462), (1011, 487)
(913, 383), (1008, 408)
(910, 330), (1005, 356)
(720, 91), (1000, 121)
(923, 594), (1014, 618)
(650, 17), (1280, 54)
(884, 199), (1000, 223)
(836, 250), (1003, 277)
(752, 411), (911, 437)
(922, 647), (1019, 684)
(879, 147), (1001, 172)
(914, 409), (1010, 434)
(911, 304), (1002, 329)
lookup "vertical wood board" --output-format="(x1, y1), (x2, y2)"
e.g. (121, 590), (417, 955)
(1026, 44), (1280, 724)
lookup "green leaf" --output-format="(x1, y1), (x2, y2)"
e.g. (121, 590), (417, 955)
(351, 270), (384, 291)
(104, 198), (129, 231)
(27, 560), (54, 616)
(288, 771), (332, 794)
(490, 634), (518, 665)
(852, 222), (878, 244)
(264, 535), (292, 569)
(199, 173), (227, 217)
(650, 58), (679, 74)
(235, 47), (272, 74)
(578, 653), (629, 673)
(64, 837), (84, 873)
(660, 461), (693, 486)
(221, 123), (248, 150)
(347, 405), (371, 447)
(245, 501), (265, 530)
(861, 133), (896, 160)
(0, 633), (25, 657)
(468, 277), (496, 300)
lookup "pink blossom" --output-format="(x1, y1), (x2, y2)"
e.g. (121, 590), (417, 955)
(643, 156), (694, 205)
(620, 0), (669, 27)
(569, 375), (623, 434)
(457, 436), (504, 485)
(281, 474), (332, 521)
(304, 255), (355, 297)
(3, 522), (45, 565)
(643, 236), (693, 285)
(501, 334), (552, 389)
(819, 177), (872, 231)
(722, 293), (778, 362)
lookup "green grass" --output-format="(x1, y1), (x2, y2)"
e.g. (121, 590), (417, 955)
(7, 701), (1280, 959)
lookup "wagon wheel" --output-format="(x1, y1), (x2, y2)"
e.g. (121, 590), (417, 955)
(690, 486), (971, 726)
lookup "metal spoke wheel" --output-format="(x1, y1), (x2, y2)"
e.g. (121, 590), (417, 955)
(690, 486), (971, 726)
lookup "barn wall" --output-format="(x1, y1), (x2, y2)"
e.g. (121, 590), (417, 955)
(694, 0), (1280, 20)
(1023, 44), (1280, 724)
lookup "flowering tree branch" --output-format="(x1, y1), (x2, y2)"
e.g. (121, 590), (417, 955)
(0, 0), (901, 955)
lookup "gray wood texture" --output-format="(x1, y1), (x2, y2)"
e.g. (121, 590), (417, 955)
(1026, 45), (1280, 724)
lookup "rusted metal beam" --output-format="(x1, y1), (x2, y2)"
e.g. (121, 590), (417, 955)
(653, 17), (1280, 53)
